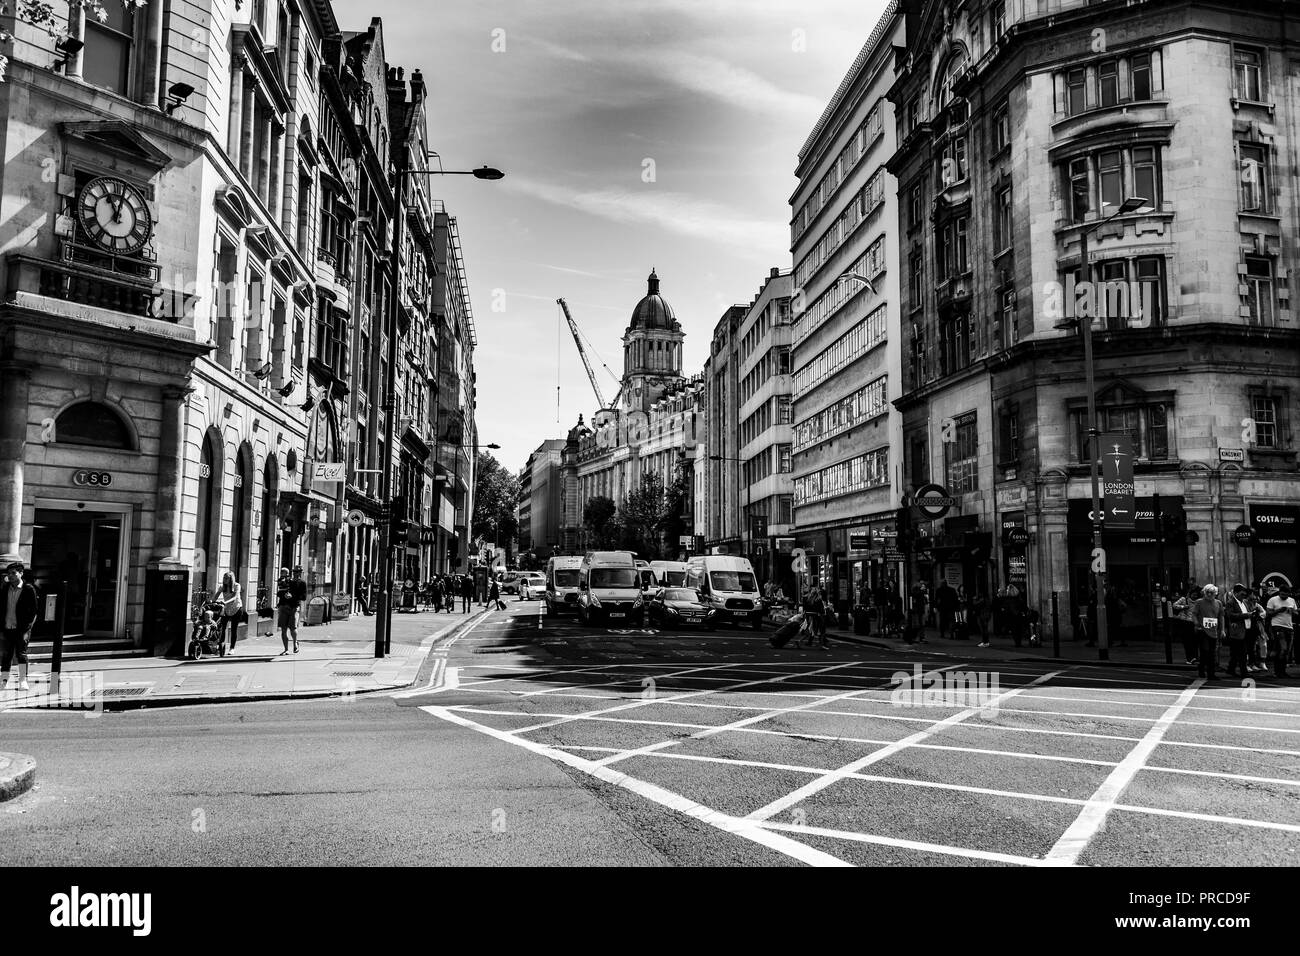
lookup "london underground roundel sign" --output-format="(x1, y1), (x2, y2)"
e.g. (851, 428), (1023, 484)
(913, 483), (955, 520)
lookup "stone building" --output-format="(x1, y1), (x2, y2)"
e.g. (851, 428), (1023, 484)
(889, 0), (1300, 636)
(575, 270), (702, 554)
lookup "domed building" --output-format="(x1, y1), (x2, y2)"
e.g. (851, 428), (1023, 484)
(564, 269), (702, 555)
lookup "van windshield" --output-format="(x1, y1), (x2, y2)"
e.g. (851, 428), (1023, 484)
(553, 570), (579, 587)
(710, 571), (757, 593)
(591, 568), (638, 589)
(657, 571), (688, 587)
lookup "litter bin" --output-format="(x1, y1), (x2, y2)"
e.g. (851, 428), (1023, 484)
(853, 604), (871, 636)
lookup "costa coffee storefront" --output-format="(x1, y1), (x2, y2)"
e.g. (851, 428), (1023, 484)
(1250, 504), (1299, 589)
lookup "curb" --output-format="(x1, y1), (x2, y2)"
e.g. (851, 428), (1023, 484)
(0, 752), (36, 802)
(9, 609), (496, 712)
(823, 631), (1199, 671)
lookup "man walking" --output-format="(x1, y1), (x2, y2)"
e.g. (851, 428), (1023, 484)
(1192, 584), (1224, 681)
(276, 567), (306, 654)
(1266, 585), (1296, 678)
(1, 561), (38, 691)
(934, 580), (958, 640)
(1224, 583), (1253, 678)
(461, 573), (474, 613)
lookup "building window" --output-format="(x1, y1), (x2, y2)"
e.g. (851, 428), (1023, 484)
(945, 414), (978, 495)
(908, 248), (924, 312)
(939, 311), (971, 377)
(778, 444), (792, 473)
(1098, 149), (1123, 212)
(909, 434), (928, 488)
(1130, 52), (1153, 100)
(776, 347), (791, 375)
(938, 136), (967, 188)
(83, 2), (135, 96)
(1244, 257), (1275, 326)
(1251, 395), (1279, 449)
(906, 96), (920, 135)
(1132, 146), (1158, 209)
(777, 495), (793, 526)
(993, 184), (1012, 252)
(1064, 146), (1162, 222)
(993, 104), (1009, 152)
(1099, 60), (1119, 108)
(1135, 256), (1167, 326)
(1066, 68), (1087, 115)
(1240, 143), (1270, 213)
(909, 182), (924, 231)
(991, 1), (1006, 39)
(1000, 288), (1018, 349)
(776, 395), (792, 424)
(55, 402), (133, 449)
(938, 216), (969, 280)
(998, 409), (1020, 466)
(1068, 157), (1090, 221)
(1075, 403), (1170, 462)
(1234, 46), (1263, 102)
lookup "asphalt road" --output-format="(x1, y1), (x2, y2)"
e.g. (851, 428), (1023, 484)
(3, 599), (1297, 866)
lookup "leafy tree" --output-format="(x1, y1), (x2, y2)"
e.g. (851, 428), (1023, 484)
(583, 495), (618, 549)
(471, 451), (518, 550)
(1, 1), (149, 82)
(618, 471), (672, 560)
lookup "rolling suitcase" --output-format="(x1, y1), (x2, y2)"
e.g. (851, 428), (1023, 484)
(770, 613), (805, 648)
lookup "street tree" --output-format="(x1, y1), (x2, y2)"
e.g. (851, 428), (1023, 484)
(618, 471), (672, 560)
(471, 451), (519, 551)
(583, 495), (618, 549)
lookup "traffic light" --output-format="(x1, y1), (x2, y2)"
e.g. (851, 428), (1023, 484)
(1160, 512), (1186, 546)
(896, 503), (913, 550)
(389, 495), (407, 535)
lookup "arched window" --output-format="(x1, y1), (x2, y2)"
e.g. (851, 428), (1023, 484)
(55, 402), (132, 449)
(937, 49), (969, 109)
(231, 444), (253, 581)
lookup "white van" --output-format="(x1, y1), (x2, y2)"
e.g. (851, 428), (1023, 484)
(649, 561), (690, 589)
(634, 559), (656, 594)
(687, 555), (764, 628)
(544, 555), (583, 615)
(578, 551), (645, 625)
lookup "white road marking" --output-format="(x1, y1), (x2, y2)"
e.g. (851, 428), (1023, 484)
(1044, 681), (1203, 865)
(1143, 765), (1300, 788)
(755, 819), (1052, 867)
(421, 704), (852, 867)
(745, 669), (1066, 823)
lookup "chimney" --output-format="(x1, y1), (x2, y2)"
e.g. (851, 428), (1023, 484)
(410, 69), (426, 103)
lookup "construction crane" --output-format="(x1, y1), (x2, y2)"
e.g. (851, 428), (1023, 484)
(557, 297), (620, 410)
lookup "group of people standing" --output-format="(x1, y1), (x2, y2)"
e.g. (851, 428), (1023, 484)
(417, 573), (476, 614)
(1170, 581), (1296, 680)
(906, 580), (1038, 648)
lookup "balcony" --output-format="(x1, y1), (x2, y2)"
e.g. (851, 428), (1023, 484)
(314, 247), (337, 289)
(8, 252), (161, 319)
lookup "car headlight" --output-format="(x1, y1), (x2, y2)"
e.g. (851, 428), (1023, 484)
(589, 593), (601, 607)
(704, 608), (716, 617)
(666, 606), (679, 615)
(634, 597), (644, 608)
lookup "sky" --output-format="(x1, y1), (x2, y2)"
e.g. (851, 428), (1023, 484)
(356, 0), (893, 473)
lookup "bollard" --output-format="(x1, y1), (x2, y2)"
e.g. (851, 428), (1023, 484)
(1051, 591), (1060, 658)
(1162, 597), (1172, 665)
(51, 579), (67, 687)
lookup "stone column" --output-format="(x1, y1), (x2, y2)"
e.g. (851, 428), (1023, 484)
(150, 383), (193, 567)
(228, 61), (245, 161)
(143, 0), (166, 108)
(0, 362), (32, 561)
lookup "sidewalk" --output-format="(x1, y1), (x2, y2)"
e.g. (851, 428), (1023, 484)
(826, 619), (1199, 670)
(0, 605), (490, 712)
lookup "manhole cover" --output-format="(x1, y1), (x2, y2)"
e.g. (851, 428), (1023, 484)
(174, 674), (245, 692)
(331, 670), (374, 678)
(95, 686), (151, 698)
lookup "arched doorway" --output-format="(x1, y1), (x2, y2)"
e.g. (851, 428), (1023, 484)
(195, 430), (224, 594)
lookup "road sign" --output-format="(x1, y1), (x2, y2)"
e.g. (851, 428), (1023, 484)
(1098, 433), (1135, 528)
(345, 509), (365, 528)
(1219, 448), (1245, 462)
(912, 483), (954, 520)
(1233, 524), (1256, 547)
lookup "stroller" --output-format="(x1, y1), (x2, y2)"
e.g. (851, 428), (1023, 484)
(770, 611), (808, 649)
(188, 605), (228, 659)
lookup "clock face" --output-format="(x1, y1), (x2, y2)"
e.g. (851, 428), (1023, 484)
(76, 176), (153, 254)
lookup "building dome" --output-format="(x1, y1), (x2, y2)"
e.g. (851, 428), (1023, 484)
(629, 269), (680, 331)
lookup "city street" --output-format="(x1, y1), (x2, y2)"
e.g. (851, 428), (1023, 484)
(4, 601), (1296, 866)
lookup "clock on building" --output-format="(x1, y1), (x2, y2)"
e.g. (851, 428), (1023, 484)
(76, 175), (153, 254)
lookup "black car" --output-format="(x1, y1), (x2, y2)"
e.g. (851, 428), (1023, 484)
(647, 588), (716, 629)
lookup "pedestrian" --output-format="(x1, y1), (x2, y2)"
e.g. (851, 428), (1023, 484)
(1171, 586), (1201, 665)
(1243, 588), (1267, 673)
(1265, 585), (1296, 678)
(1008, 589), (1028, 648)
(488, 576), (505, 611)
(969, 590), (989, 647)
(355, 574), (371, 616)
(461, 573), (474, 612)
(1192, 584), (1224, 680)
(1223, 584), (1254, 678)
(935, 580), (958, 640)
(429, 576), (444, 614)
(276, 566), (305, 654)
(1, 560), (38, 691)
(217, 570), (243, 652)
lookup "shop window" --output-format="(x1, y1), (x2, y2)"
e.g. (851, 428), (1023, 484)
(55, 402), (133, 450)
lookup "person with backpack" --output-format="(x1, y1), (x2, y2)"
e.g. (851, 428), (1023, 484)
(1192, 584), (1225, 680)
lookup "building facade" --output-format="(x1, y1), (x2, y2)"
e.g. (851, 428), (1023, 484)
(701, 305), (746, 555)
(789, 3), (906, 612)
(520, 438), (565, 562)
(890, 0), (1300, 636)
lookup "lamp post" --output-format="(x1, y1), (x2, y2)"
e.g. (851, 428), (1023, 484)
(1055, 195), (1148, 661)
(375, 157), (503, 659)
(709, 454), (750, 561)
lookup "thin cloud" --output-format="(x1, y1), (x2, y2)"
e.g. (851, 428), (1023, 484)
(626, 50), (824, 117)
(503, 176), (788, 257)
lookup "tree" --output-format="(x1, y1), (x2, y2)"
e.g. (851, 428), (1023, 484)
(471, 451), (518, 549)
(1, 1), (149, 82)
(618, 471), (672, 560)
(583, 495), (618, 549)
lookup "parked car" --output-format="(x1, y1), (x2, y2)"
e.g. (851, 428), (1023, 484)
(647, 587), (715, 629)
(518, 572), (546, 599)
(499, 571), (523, 594)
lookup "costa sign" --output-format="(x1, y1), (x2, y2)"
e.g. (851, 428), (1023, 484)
(912, 483), (955, 520)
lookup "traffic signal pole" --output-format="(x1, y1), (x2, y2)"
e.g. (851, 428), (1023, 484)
(1080, 226), (1109, 661)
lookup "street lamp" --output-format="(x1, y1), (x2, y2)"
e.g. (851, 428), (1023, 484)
(375, 158), (503, 660)
(1054, 195), (1148, 661)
